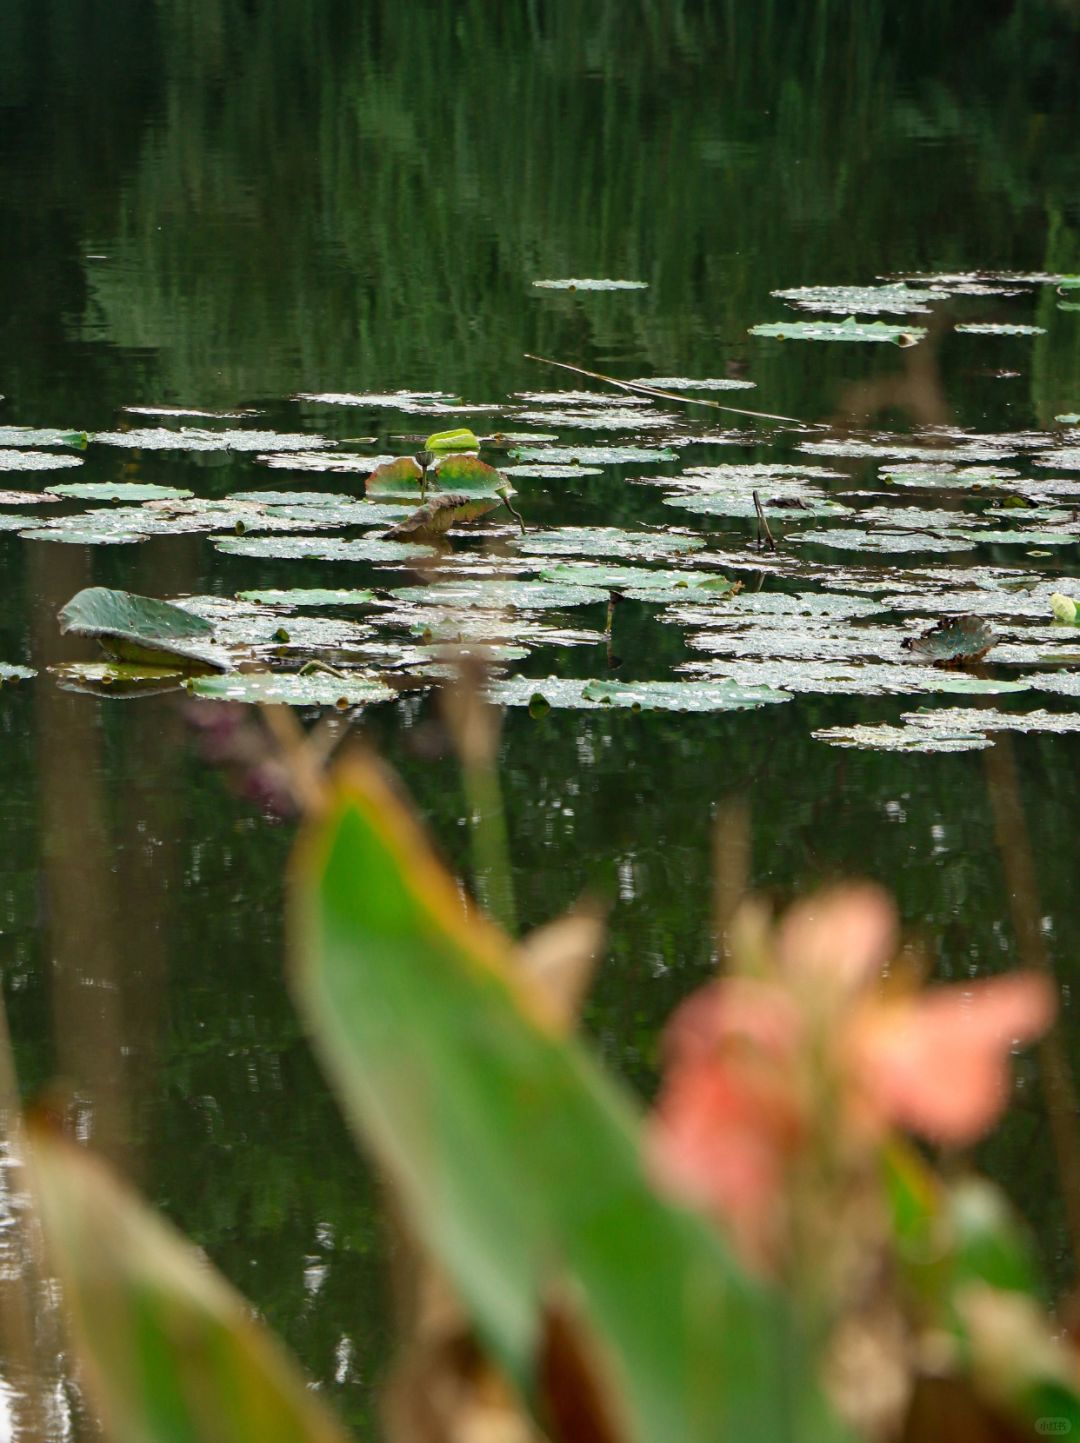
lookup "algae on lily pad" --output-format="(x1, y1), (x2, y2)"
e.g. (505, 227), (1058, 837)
(750, 317), (927, 344)
(58, 587), (233, 672)
(186, 671), (398, 708)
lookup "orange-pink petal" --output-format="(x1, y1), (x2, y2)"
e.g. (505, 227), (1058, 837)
(775, 884), (897, 994)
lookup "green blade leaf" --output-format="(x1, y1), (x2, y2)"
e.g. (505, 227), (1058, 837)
(30, 1126), (353, 1443)
(289, 762), (846, 1443)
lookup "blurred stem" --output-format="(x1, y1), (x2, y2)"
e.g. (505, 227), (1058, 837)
(983, 735), (1080, 1276)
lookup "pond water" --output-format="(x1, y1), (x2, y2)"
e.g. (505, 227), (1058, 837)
(4, 3), (1080, 1435)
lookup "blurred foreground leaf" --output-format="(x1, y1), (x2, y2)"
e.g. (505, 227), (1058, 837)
(289, 761), (847, 1443)
(30, 1125), (352, 1443)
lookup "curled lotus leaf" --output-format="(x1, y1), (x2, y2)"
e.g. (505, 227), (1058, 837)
(902, 615), (996, 664)
(58, 587), (233, 672)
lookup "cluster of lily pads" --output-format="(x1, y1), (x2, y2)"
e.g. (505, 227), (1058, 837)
(3, 269), (1080, 745)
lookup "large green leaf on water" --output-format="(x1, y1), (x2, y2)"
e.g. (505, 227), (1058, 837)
(30, 1127), (352, 1443)
(58, 588), (233, 673)
(289, 765), (841, 1443)
(432, 453), (515, 497)
(750, 317), (927, 344)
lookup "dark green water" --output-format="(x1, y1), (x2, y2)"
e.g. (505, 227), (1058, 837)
(4, 3), (1080, 1435)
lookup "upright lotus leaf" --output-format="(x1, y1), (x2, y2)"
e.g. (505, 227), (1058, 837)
(364, 455), (424, 499)
(1050, 593), (1079, 624)
(58, 587), (233, 673)
(902, 615), (996, 664)
(385, 491), (500, 538)
(424, 428), (480, 454)
(432, 453), (516, 498)
(29, 1126), (352, 1443)
(289, 764), (844, 1443)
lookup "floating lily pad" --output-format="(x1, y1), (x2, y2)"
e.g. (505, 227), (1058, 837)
(961, 529), (1077, 547)
(257, 451), (394, 473)
(627, 376), (757, 391)
(214, 535), (437, 562)
(537, 562), (738, 599)
(50, 661), (184, 695)
(750, 318), (927, 344)
(663, 592), (884, 625)
(392, 579), (606, 611)
(681, 657), (1028, 697)
(772, 283), (943, 315)
(508, 445), (678, 466)
(532, 278), (648, 291)
(516, 527), (706, 561)
(0, 427), (87, 448)
(803, 439), (1018, 462)
(0, 489), (61, 506)
(1036, 450), (1080, 471)
(24, 498), (334, 546)
(45, 481), (194, 502)
(1056, 415), (1080, 426)
(664, 492), (849, 520)
(954, 323), (1046, 335)
(92, 428), (331, 452)
(903, 615), (995, 662)
(186, 671), (398, 707)
(790, 528), (971, 554)
(0, 449), (83, 472)
(295, 391), (498, 414)
(58, 587), (232, 672)
(0, 663), (35, 683)
(503, 464), (604, 479)
(120, 404), (261, 419)
(812, 723), (991, 753)
(511, 405), (675, 431)
(236, 589), (379, 608)
(489, 676), (790, 712)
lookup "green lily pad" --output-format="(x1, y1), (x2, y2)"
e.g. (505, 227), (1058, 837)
(236, 589), (379, 608)
(50, 661), (185, 695)
(772, 283), (942, 315)
(0, 663), (36, 683)
(489, 676), (791, 712)
(508, 445), (678, 466)
(392, 579), (606, 611)
(214, 535), (437, 562)
(750, 317), (927, 344)
(0, 448), (83, 472)
(664, 492), (849, 520)
(120, 404), (261, 419)
(186, 671), (398, 707)
(803, 439), (1018, 462)
(0, 427), (87, 448)
(92, 428), (331, 452)
(45, 481), (194, 502)
(503, 464), (605, 479)
(961, 529), (1078, 547)
(516, 527), (706, 560)
(531, 278), (648, 290)
(954, 323), (1045, 335)
(790, 529), (971, 554)
(664, 592), (884, 624)
(511, 403), (674, 431)
(537, 562), (738, 599)
(627, 375), (756, 391)
(682, 658), (1029, 697)
(58, 587), (233, 672)
(296, 391), (498, 414)
(23, 498), (336, 546)
(1036, 450), (1080, 471)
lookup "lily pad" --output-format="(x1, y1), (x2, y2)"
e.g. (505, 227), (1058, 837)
(961, 529), (1078, 547)
(508, 445), (678, 466)
(295, 391), (498, 414)
(750, 318), (927, 344)
(257, 451), (394, 474)
(1035, 450), (1080, 471)
(504, 464), (604, 479)
(489, 676), (790, 712)
(681, 657), (1029, 697)
(627, 376), (756, 391)
(214, 535), (437, 562)
(186, 671), (398, 707)
(50, 661), (184, 695)
(812, 723), (992, 753)
(537, 562), (738, 599)
(510, 404), (675, 431)
(0, 427), (87, 448)
(236, 589), (379, 608)
(531, 278), (648, 291)
(91, 427), (331, 452)
(120, 404), (261, 419)
(0, 489), (62, 506)
(58, 587), (233, 672)
(790, 529), (971, 554)
(516, 527), (706, 561)
(45, 481), (194, 502)
(772, 283), (943, 315)
(392, 579), (606, 611)
(954, 323), (1046, 335)
(0, 449), (83, 472)
(0, 663), (35, 683)
(664, 492), (849, 520)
